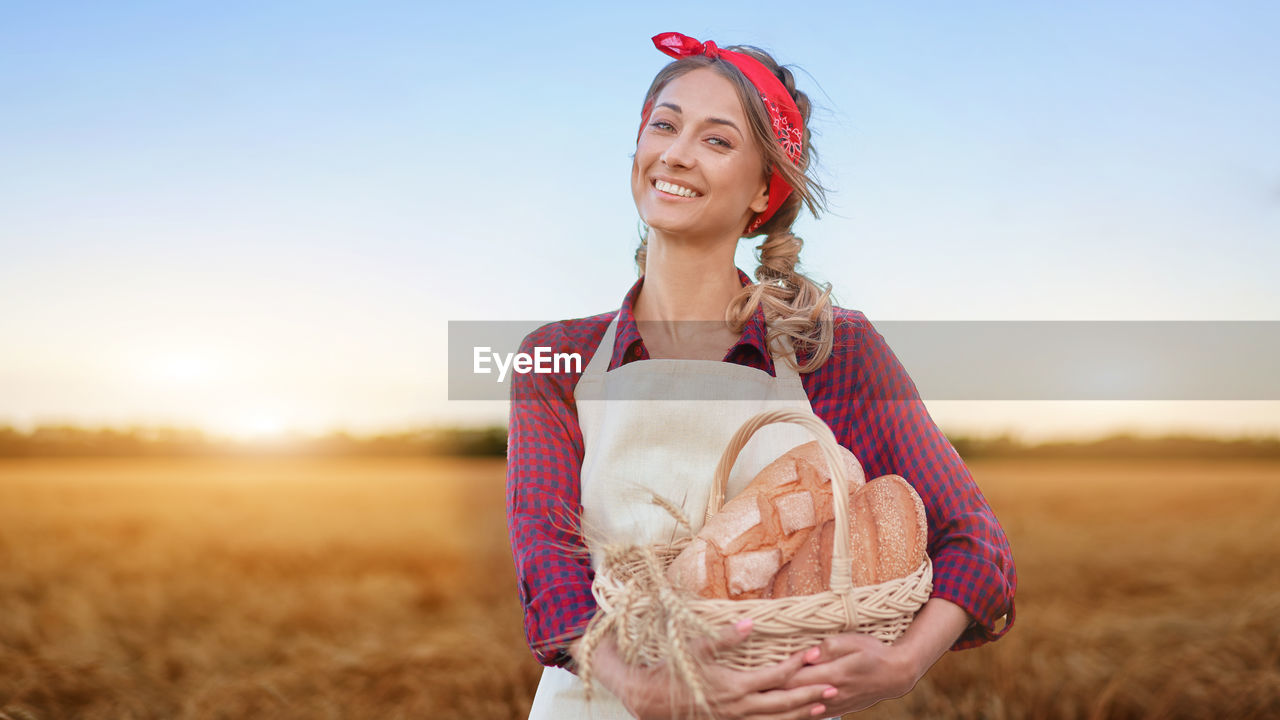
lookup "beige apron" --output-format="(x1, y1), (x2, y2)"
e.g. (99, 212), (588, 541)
(527, 314), (818, 719)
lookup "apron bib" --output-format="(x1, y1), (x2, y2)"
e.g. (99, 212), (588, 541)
(527, 315), (817, 719)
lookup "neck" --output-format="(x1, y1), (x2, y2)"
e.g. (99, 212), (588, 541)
(634, 229), (743, 325)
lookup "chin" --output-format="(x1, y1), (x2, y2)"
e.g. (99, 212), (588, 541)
(647, 220), (742, 242)
(639, 211), (694, 236)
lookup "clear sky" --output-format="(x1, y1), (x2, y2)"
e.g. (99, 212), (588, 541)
(2, 1), (1278, 440)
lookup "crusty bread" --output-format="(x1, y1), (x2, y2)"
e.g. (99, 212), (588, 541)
(772, 474), (928, 595)
(666, 441), (865, 599)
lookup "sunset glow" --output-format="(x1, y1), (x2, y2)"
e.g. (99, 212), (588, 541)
(218, 414), (287, 441)
(142, 351), (215, 385)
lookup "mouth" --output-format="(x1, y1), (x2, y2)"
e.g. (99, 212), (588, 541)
(652, 178), (702, 198)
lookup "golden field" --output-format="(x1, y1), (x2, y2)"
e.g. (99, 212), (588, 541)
(1, 456), (1278, 719)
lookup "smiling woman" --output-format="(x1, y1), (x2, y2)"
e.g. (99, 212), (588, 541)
(506, 31), (1016, 720)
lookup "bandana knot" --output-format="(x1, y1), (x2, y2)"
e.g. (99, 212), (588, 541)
(653, 31), (720, 59)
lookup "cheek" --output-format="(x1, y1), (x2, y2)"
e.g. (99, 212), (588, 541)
(633, 137), (659, 168)
(631, 143), (662, 188)
(630, 156), (653, 211)
(630, 156), (644, 194)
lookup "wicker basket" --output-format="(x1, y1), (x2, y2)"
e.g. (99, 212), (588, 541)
(588, 408), (933, 672)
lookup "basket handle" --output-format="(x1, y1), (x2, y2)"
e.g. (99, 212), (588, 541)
(708, 410), (857, 601)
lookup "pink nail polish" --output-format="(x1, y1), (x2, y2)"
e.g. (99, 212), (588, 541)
(736, 618), (753, 632)
(804, 647), (820, 663)
(810, 704), (826, 717)
(822, 687), (838, 699)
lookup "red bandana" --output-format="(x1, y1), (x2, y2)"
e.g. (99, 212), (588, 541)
(640, 32), (804, 234)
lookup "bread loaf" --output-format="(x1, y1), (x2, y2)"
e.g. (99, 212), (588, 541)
(665, 441), (865, 599)
(771, 474), (928, 596)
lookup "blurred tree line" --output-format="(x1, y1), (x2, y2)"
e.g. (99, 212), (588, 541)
(1, 425), (1278, 459)
(948, 433), (1280, 460)
(0, 425), (509, 458)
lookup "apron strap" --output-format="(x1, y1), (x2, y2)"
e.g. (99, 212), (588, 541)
(581, 314), (621, 379)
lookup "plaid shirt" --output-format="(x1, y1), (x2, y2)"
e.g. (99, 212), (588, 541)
(507, 271), (1016, 668)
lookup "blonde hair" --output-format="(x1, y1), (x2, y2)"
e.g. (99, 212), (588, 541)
(634, 47), (834, 373)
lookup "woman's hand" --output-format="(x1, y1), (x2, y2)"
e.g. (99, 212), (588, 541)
(576, 619), (838, 720)
(782, 597), (975, 715)
(781, 633), (920, 715)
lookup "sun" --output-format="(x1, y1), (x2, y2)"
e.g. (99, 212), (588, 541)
(219, 414), (287, 441)
(142, 351), (214, 384)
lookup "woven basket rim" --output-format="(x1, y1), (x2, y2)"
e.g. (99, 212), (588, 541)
(588, 545), (933, 670)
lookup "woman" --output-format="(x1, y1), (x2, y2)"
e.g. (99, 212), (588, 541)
(507, 32), (1016, 719)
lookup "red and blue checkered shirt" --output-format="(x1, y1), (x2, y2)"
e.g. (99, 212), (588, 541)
(506, 270), (1016, 668)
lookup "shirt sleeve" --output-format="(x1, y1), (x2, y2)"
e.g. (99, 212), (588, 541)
(506, 326), (598, 669)
(845, 315), (1016, 650)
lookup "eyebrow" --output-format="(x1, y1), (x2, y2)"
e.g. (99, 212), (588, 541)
(656, 102), (743, 134)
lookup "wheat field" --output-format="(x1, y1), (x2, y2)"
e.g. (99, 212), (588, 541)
(1, 455), (1277, 719)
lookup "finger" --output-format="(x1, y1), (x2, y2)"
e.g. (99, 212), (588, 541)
(742, 682), (839, 716)
(741, 697), (832, 720)
(717, 617), (754, 650)
(694, 617), (754, 660)
(807, 632), (879, 664)
(780, 663), (836, 691)
(727, 641), (814, 693)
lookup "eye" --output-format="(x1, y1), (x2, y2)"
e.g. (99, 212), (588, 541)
(707, 136), (733, 148)
(649, 120), (675, 132)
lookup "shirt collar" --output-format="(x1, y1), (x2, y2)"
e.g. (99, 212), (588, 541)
(609, 268), (774, 374)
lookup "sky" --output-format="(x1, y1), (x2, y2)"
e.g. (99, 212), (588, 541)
(1, 1), (1278, 441)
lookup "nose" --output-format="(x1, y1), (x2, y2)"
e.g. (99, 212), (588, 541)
(660, 129), (696, 169)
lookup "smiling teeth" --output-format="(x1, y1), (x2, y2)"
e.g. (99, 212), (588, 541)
(655, 179), (700, 198)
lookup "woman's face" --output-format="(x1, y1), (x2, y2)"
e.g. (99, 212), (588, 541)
(631, 67), (770, 241)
